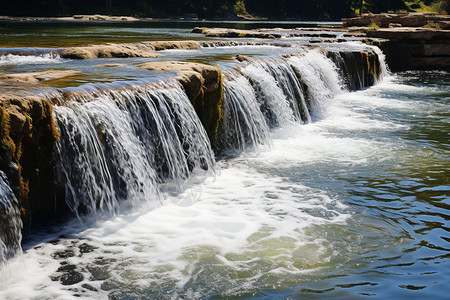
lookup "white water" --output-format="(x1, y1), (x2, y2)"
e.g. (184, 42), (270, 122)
(53, 81), (215, 217)
(222, 69), (271, 153)
(0, 172), (22, 266)
(0, 53), (62, 66)
(288, 48), (343, 119)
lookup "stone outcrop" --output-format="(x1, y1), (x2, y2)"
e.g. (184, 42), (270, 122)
(367, 28), (450, 71)
(343, 13), (450, 28)
(61, 15), (140, 21)
(60, 41), (202, 59)
(0, 94), (62, 228)
(192, 27), (281, 39)
(328, 50), (381, 90)
(0, 70), (81, 84)
(138, 61), (224, 145)
(60, 43), (160, 59)
(148, 41), (201, 51)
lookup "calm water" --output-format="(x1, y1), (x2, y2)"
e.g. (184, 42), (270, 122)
(0, 22), (449, 300)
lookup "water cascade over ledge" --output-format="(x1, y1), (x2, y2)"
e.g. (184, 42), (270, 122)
(0, 45), (384, 273)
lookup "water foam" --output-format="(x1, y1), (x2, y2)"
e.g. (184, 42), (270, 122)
(0, 53), (62, 65)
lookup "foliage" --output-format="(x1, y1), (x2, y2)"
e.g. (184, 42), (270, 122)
(368, 22), (380, 30)
(233, 1), (248, 15)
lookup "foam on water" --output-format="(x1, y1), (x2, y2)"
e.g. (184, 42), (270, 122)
(0, 161), (350, 299)
(0, 53), (62, 65)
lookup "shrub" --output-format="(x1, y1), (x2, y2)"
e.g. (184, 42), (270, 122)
(368, 22), (380, 30)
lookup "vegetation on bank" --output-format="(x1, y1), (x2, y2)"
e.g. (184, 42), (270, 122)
(1, 0), (449, 20)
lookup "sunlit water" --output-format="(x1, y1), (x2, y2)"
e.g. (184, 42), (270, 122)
(0, 70), (448, 299)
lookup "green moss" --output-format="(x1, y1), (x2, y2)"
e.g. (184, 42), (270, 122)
(202, 67), (224, 146)
(183, 66), (225, 148)
(0, 107), (15, 168)
(19, 100), (59, 223)
(0, 99), (60, 226)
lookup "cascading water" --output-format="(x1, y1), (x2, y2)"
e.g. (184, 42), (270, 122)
(3, 37), (439, 300)
(221, 69), (271, 154)
(288, 48), (343, 119)
(51, 80), (216, 217)
(0, 171), (22, 266)
(240, 59), (298, 128)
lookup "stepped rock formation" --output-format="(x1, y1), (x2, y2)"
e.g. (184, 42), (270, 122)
(367, 28), (450, 71)
(343, 13), (450, 28)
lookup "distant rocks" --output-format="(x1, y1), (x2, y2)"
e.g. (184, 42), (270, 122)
(192, 27), (281, 39)
(367, 28), (450, 71)
(343, 12), (450, 29)
(62, 15), (140, 21)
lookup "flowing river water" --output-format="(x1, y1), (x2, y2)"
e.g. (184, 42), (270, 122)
(0, 22), (449, 299)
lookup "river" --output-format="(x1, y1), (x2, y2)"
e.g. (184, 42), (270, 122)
(0, 21), (449, 299)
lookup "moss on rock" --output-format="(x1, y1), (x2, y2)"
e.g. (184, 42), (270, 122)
(0, 94), (62, 228)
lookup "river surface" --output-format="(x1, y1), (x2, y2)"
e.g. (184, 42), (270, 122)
(0, 22), (449, 299)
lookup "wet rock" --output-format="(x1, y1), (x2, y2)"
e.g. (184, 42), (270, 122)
(60, 270), (84, 285)
(87, 265), (110, 281)
(52, 249), (75, 259)
(82, 283), (98, 292)
(57, 264), (77, 272)
(236, 54), (252, 62)
(79, 243), (97, 254)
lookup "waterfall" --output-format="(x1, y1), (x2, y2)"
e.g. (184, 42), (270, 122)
(51, 80), (216, 217)
(240, 60), (297, 128)
(0, 171), (22, 266)
(288, 48), (343, 119)
(221, 69), (271, 154)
